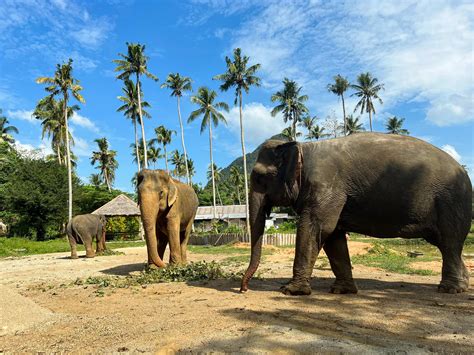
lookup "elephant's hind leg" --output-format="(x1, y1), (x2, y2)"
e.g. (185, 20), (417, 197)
(437, 244), (469, 293)
(323, 230), (357, 294)
(180, 221), (194, 264)
(157, 230), (169, 261)
(68, 234), (78, 259)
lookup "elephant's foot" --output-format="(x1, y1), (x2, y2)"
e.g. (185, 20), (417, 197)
(438, 279), (468, 294)
(85, 252), (95, 258)
(70, 254), (78, 259)
(330, 280), (358, 294)
(280, 280), (312, 296)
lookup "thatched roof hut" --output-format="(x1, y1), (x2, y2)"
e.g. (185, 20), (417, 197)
(92, 194), (140, 216)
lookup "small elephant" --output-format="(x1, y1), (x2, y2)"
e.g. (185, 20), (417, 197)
(241, 133), (472, 295)
(138, 169), (199, 268)
(66, 214), (107, 259)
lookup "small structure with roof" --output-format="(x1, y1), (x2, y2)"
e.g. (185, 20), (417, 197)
(92, 194), (144, 240)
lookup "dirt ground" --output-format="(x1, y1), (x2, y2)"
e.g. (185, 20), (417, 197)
(1, 242), (473, 353)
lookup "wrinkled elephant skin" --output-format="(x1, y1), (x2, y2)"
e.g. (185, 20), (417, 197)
(138, 169), (199, 268)
(241, 133), (472, 295)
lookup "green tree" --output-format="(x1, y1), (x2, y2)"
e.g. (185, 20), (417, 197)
(117, 78), (151, 173)
(299, 115), (318, 132)
(305, 124), (329, 141)
(214, 48), (261, 234)
(229, 166), (243, 205)
(147, 144), (163, 169)
(188, 87), (229, 218)
(114, 43), (158, 168)
(151, 125), (175, 173)
(89, 173), (102, 188)
(130, 141), (145, 168)
(345, 114), (365, 135)
(328, 74), (350, 136)
(187, 158), (196, 184)
(169, 149), (186, 180)
(271, 78), (309, 141)
(386, 116), (409, 135)
(351, 72), (384, 132)
(207, 163), (223, 205)
(161, 73), (193, 184)
(281, 126), (302, 141)
(0, 109), (19, 145)
(36, 58), (85, 221)
(90, 138), (118, 192)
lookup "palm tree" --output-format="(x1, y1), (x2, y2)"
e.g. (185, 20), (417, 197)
(161, 73), (193, 184)
(328, 75), (350, 136)
(299, 115), (318, 132)
(188, 87), (229, 219)
(214, 48), (261, 234)
(306, 124), (329, 141)
(386, 116), (409, 135)
(36, 58), (85, 221)
(89, 173), (102, 188)
(229, 166), (243, 205)
(147, 144), (163, 168)
(151, 125), (175, 173)
(0, 109), (19, 144)
(351, 72), (384, 132)
(117, 78), (151, 173)
(281, 126), (302, 141)
(169, 149), (187, 180)
(90, 138), (118, 192)
(207, 163), (223, 205)
(114, 43), (157, 168)
(345, 115), (365, 135)
(271, 78), (309, 141)
(187, 158), (195, 184)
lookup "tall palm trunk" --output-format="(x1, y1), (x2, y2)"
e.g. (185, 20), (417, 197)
(239, 91), (251, 235)
(292, 109), (298, 141)
(136, 76), (148, 168)
(209, 123), (217, 219)
(341, 93), (347, 136)
(133, 118), (141, 172)
(63, 96), (73, 221)
(164, 146), (168, 173)
(105, 170), (111, 191)
(369, 110), (373, 132)
(237, 185), (241, 205)
(177, 96), (190, 185)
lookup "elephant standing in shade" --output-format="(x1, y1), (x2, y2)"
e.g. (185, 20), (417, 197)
(138, 169), (199, 268)
(66, 214), (107, 259)
(241, 133), (472, 295)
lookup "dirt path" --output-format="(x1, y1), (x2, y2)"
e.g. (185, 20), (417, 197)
(1, 243), (473, 353)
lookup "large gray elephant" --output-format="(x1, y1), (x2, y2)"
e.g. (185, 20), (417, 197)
(241, 133), (472, 295)
(66, 214), (107, 259)
(138, 169), (199, 268)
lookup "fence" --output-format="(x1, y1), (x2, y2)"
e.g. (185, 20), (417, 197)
(188, 233), (296, 246)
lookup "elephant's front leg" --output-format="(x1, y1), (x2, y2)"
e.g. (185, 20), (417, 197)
(95, 230), (106, 254)
(167, 219), (182, 265)
(323, 230), (357, 294)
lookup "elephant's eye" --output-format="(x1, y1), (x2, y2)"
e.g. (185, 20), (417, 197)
(159, 190), (164, 197)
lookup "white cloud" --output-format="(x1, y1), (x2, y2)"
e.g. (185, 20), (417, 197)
(224, 102), (286, 150)
(70, 112), (99, 132)
(441, 144), (461, 162)
(71, 19), (112, 48)
(73, 136), (92, 157)
(13, 140), (52, 159)
(6, 109), (35, 123)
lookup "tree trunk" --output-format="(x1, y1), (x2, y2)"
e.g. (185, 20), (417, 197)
(164, 146), (168, 173)
(63, 95), (73, 221)
(177, 96), (190, 185)
(209, 124), (217, 219)
(292, 110), (297, 141)
(239, 92), (251, 235)
(105, 170), (111, 191)
(136, 76), (148, 168)
(237, 184), (241, 205)
(369, 110), (373, 132)
(341, 93), (347, 136)
(134, 118), (141, 172)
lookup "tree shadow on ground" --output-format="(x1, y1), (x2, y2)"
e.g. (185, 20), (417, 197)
(100, 263), (145, 276)
(186, 277), (473, 353)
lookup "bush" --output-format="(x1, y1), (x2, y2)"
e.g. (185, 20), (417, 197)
(106, 216), (140, 240)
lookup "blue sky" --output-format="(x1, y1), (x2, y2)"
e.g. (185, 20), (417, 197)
(1, 0), (472, 192)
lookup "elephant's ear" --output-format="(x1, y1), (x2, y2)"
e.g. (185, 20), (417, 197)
(167, 180), (178, 207)
(276, 141), (302, 188)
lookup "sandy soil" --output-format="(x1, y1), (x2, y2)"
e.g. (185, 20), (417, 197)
(1, 242), (473, 353)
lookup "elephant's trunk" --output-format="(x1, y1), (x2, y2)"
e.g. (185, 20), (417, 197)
(139, 198), (166, 268)
(240, 190), (267, 292)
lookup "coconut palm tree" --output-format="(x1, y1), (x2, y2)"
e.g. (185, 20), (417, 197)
(386, 116), (409, 135)
(147, 144), (163, 169)
(188, 87), (229, 219)
(89, 173), (102, 188)
(117, 78), (151, 173)
(328, 74), (350, 136)
(0, 109), (19, 145)
(229, 166), (243, 205)
(187, 158), (195, 184)
(345, 115), (365, 135)
(305, 124), (329, 141)
(90, 138), (118, 192)
(214, 48), (261, 234)
(351, 72), (384, 132)
(271, 78), (309, 141)
(114, 43), (157, 168)
(299, 115), (319, 132)
(130, 141), (145, 167)
(151, 125), (175, 173)
(169, 149), (187, 180)
(207, 163), (224, 205)
(281, 126), (302, 141)
(161, 73), (193, 184)
(36, 58), (85, 221)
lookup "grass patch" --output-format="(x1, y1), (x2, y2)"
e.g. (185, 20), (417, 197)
(188, 244), (250, 255)
(352, 242), (436, 276)
(0, 237), (145, 258)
